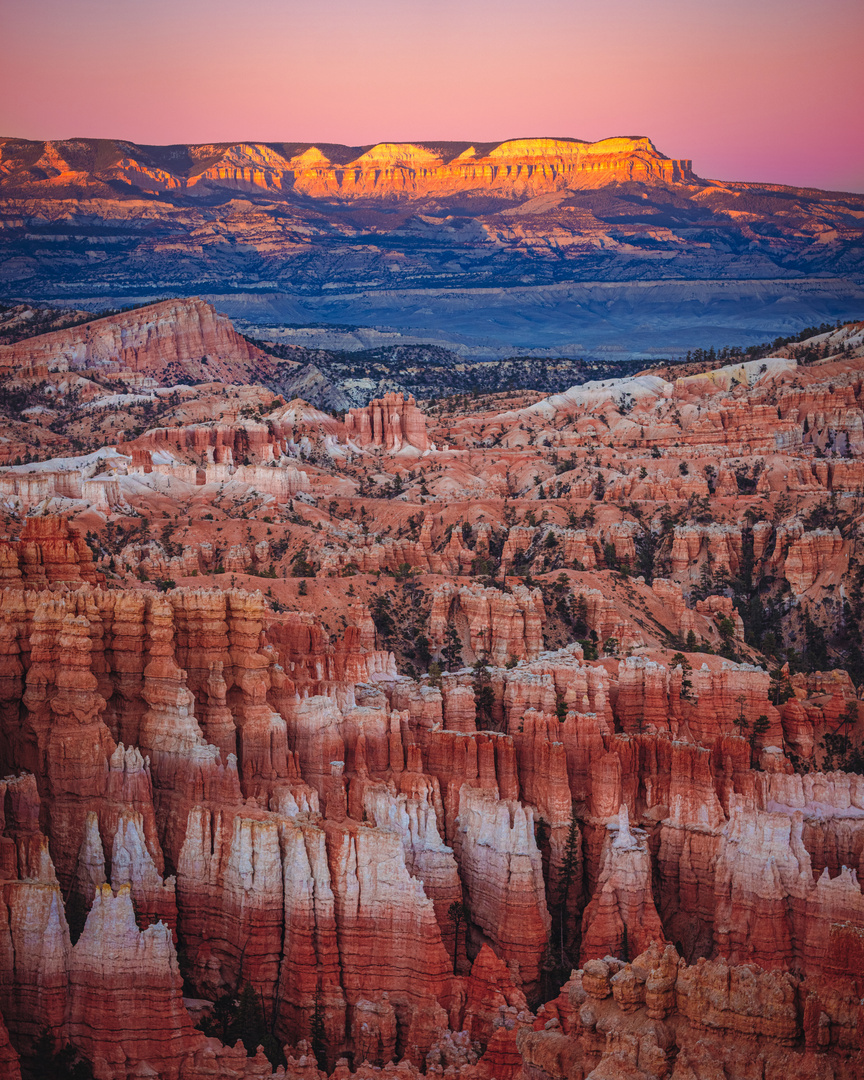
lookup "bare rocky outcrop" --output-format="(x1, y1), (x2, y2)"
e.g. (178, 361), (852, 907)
(0, 298), (271, 384)
(344, 393), (431, 454)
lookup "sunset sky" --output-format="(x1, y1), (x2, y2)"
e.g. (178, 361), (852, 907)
(2, 0), (863, 192)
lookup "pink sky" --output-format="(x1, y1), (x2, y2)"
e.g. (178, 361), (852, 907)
(2, 0), (863, 192)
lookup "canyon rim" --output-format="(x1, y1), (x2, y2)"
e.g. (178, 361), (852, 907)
(2, 0), (864, 1075)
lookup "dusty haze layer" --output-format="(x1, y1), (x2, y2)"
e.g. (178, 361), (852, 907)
(0, 303), (863, 1077)
(1, 135), (862, 356)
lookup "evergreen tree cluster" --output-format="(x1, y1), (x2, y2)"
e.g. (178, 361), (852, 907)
(197, 983), (286, 1069)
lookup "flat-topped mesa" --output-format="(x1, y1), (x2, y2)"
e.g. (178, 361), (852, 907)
(0, 136), (697, 203)
(0, 297), (270, 383)
(289, 136), (696, 198)
(344, 392), (431, 454)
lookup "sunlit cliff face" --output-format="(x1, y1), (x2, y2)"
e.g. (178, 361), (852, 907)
(289, 137), (695, 198)
(0, 135), (695, 199)
(1, 134), (862, 357)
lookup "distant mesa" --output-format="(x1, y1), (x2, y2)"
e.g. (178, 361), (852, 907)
(2, 131), (861, 354)
(0, 134), (696, 198)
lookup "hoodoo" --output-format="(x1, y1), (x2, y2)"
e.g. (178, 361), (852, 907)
(4, 0), (864, 1068)
(1, 305), (864, 1078)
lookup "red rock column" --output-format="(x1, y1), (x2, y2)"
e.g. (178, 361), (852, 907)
(66, 884), (200, 1079)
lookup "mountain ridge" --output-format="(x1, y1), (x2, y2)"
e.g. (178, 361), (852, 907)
(2, 133), (862, 355)
(0, 134), (694, 198)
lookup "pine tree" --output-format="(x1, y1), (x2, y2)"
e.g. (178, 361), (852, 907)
(573, 593), (589, 638)
(732, 693), (749, 735)
(28, 1028), (94, 1079)
(236, 983), (263, 1055)
(447, 901), (469, 974)
(750, 714), (771, 766)
(311, 986), (328, 1071)
(443, 621), (462, 671)
(671, 652), (693, 701)
(472, 657), (495, 728)
(556, 809), (580, 966)
(415, 633), (431, 669)
(751, 714), (770, 746)
(198, 984), (285, 1070)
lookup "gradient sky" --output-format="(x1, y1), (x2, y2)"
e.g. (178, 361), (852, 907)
(2, 0), (863, 192)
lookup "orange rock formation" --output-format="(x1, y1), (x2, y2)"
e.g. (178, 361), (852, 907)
(0, 317), (863, 1078)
